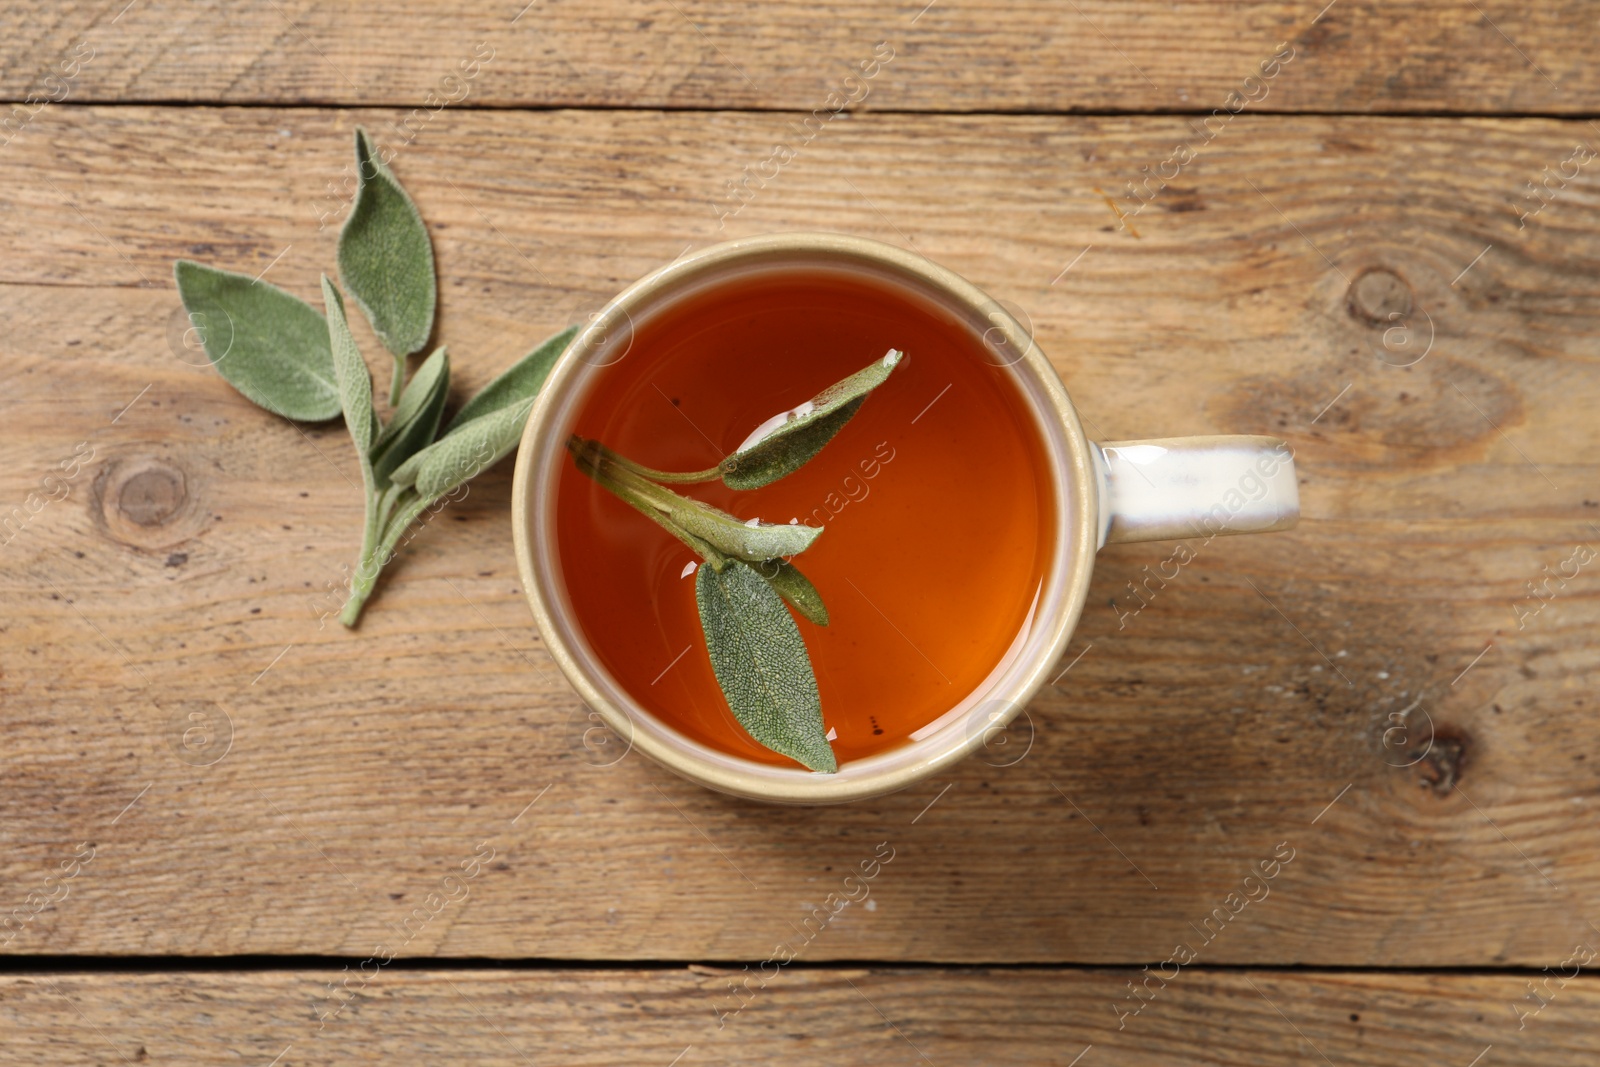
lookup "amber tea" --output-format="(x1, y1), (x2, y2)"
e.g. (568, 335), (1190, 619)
(556, 268), (1053, 770)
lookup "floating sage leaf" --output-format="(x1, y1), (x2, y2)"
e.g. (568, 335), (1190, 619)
(320, 275), (377, 463)
(677, 505), (821, 562)
(696, 560), (836, 773)
(446, 325), (577, 433)
(338, 127), (437, 403)
(721, 349), (903, 490)
(372, 346), (449, 484)
(755, 559), (829, 627)
(571, 439), (820, 562)
(173, 260), (341, 422)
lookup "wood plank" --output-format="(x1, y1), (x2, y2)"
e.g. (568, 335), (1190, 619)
(0, 2), (1598, 113)
(2, 106), (1599, 964)
(0, 968), (1594, 1064)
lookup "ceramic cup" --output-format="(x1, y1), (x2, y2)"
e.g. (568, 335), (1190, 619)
(511, 233), (1298, 804)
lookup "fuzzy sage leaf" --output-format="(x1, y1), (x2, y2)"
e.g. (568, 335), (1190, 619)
(721, 349), (903, 490)
(446, 326), (577, 433)
(696, 560), (836, 773)
(388, 325), (581, 496)
(398, 399), (531, 501)
(173, 260), (341, 422)
(320, 276), (377, 462)
(372, 346), (449, 484)
(339, 127), (437, 404)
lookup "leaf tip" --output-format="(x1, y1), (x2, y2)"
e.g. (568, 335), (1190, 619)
(353, 125), (376, 164)
(803, 748), (838, 774)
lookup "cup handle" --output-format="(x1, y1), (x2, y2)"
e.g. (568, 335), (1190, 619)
(1089, 435), (1299, 547)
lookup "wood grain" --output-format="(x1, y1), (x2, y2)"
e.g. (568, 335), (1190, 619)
(1, 968), (1595, 1065)
(2, 106), (1599, 966)
(1, 2), (1598, 113)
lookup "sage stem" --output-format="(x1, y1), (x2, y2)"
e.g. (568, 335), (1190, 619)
(340, 485), (385, 627)
(389, 354), (406, 407)
(603, 451), (724, 484)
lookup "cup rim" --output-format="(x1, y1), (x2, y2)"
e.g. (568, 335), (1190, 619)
(511, 231), (1097, 803)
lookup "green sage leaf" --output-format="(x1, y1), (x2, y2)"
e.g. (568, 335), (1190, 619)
(572, 439), (821, 562)
(446, 325), (577, 434)
(320, 275), (377, 463)
(172, 260), (341, 422)
(372, 346), (449, 484)
(338, 128), (437, 362)
(393, 396), (532, 500)
(722, 349), (903, 490)
(696, 560), (836, 773)
(675, 504), (821, 562)
(754, 559), (829, 626)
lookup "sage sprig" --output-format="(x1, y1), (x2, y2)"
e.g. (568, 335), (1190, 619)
(571, 351), (904, 772)
(174, 126), (576, 626)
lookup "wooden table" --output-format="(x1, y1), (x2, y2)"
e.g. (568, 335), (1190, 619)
(3, 2), (1599, 1063)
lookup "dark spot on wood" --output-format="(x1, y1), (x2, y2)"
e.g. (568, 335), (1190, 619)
(165, 552), (187, 567)
(118, 466), (186, 526)
(1297, 17), (1340, 51)
(1161, 186), (1204, 212)
(1413, 726), (1470, 795)
(1348, 268), (1412, 325)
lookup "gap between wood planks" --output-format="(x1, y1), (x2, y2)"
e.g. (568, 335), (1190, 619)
(3, 98), (1599, 120)
(1, 956), (1595, 976)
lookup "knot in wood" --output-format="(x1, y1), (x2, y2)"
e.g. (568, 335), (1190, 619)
(1348, 268), (1413, 325)
(117, 464), (187, 527)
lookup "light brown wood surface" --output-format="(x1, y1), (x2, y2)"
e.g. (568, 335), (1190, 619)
(3, 106), (1599, 979)
(3, 969), (1597, 1065)
(2, 1), (1599, 113)
(6, 0), (1600, 1054)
